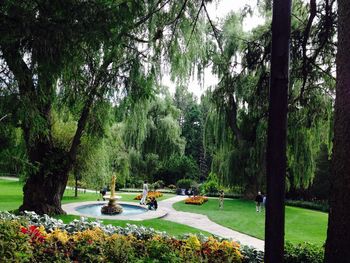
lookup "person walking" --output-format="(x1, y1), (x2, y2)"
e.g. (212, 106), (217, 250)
(255, 191), (263, 212)
(140, 180), (148, 205)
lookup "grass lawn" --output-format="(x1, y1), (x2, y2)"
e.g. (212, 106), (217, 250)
(0, 179), (208, 237)
(55, 214), (210, 237)
(173, 197), (328, 245)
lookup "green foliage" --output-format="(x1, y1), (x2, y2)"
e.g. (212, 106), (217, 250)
(284, 242), (324, 263)
(201, 172), (220, 194)
(285, 200), (329, 213)
(103, 236), (136, 263)
(155, 154), (200, 185)
(0, 220), (33, 262)
(176, 178), (194, 189)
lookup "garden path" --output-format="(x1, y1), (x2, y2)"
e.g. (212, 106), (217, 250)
(159, 195), (265, 251)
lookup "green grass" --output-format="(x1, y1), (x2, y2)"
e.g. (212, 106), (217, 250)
(173, 197), (328, 245)
(0, 179), (208, 237)
(55, 214), (210, 237)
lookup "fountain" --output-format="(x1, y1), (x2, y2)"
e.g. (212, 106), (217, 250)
(101, 175), (123, 215)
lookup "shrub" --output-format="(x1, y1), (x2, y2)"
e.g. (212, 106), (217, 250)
(177, 178), (193, 189)
(185, 196), (208, 205)
(0, 220), (33, 262)
(203, 180), (219, 194)
(104, 234), (136, 262)
(0, 217), (246, 263)
(285, 199), (329, 212)
(284, 242), (324, 263)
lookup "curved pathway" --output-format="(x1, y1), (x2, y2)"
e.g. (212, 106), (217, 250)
(159, 195), (264, 251)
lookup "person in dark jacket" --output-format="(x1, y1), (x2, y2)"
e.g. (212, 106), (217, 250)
(147, 197), (158, 211)
(255, 191), (263, 212)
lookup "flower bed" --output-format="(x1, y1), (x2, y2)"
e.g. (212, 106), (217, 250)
(185, 196), (209, 205)
(134, 191), (163, 200)
(0, 212), (244, 263)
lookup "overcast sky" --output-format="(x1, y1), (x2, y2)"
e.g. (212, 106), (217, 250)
(161, 0), (265, 99)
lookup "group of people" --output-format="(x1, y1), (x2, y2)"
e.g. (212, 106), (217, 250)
(140, 180), (158, 211)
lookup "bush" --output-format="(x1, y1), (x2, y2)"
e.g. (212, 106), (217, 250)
(0, 217), (245, 263)
(176, 178), (193, 189)
(285, 200), (329, 212)
(203, 180), (219, 193)
(0, 220), (33, 262)
(201, 172), (220, 194)
(284, 242), (324, 263)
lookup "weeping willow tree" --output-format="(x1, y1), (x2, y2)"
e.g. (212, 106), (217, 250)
(122, 93), (185, 181)
(201, 0), (336, 196)
(0, 0), (210, 214)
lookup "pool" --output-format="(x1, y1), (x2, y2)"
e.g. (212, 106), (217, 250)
(75, 203), (148, 217)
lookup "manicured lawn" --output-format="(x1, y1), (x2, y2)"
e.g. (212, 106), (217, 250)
(55, 214), (210, 237)
(173, 197), (328, 245)
(0, 179), (208, 237)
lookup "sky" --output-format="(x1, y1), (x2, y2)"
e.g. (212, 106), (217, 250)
(161, 0), (265, 100)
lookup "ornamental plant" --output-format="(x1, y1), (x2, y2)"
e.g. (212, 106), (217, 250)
(134, 191), (163, 200)
(185, 196), (209, 205)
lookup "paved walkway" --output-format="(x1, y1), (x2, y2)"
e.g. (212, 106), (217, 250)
(159, 196), (264, 251)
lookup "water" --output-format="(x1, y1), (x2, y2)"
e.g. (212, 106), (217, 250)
(75, 203), (148, 216)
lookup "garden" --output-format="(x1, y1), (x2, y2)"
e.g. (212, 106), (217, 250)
(1, 0), (349, 262)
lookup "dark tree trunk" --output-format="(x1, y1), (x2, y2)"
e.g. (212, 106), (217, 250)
(265, 0), (292, 262)
(19, 147), (71, 215)
(324, 0), (350, 261)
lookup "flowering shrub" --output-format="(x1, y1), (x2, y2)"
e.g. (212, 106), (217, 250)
(185, 196), (208, 205)
(134, 191), (163, 200)
(0, 215), (244, 263)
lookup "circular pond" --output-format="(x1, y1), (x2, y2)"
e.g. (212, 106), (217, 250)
(75, 203), (148, 217)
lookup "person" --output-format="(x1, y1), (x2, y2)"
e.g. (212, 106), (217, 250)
(255, 191), (263, 212)
(140, 180), (148, 205)
(100, 186), (107, 201)
(147, 197), (158, 211)
(219, 190), (224, 209)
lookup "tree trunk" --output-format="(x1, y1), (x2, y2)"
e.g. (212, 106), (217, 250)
(324, 0), (350, 261)
(19, 147), (70, 215)
(265, 0), (292, 262)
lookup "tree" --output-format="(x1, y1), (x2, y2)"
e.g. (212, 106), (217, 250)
(0, 0), (205, 214)
(264, 1), (292, 262)
(324, 0), (350, 260)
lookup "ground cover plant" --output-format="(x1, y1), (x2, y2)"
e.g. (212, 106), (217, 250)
(174, 198), (327, 245)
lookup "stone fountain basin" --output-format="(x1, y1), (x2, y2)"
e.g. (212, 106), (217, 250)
(62, 201), (168, 221)
(103, 195), (122, 200)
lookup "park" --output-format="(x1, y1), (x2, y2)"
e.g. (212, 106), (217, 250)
(0, 0), (349, 262)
